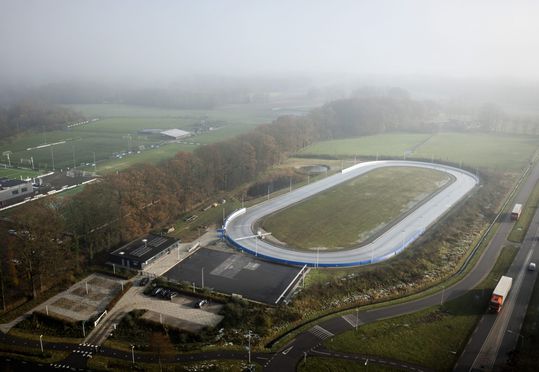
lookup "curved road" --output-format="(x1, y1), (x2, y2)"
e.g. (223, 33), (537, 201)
(225, 160), (478, 267)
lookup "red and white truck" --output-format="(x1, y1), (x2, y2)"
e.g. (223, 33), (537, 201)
(511, 203), (522, 221)
(489, 276), (512, 313)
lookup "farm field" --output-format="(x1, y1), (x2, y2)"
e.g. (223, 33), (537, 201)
(0, 100), (315, 174)
(299, 132), (538, 173)
(261, 167), (451, 250)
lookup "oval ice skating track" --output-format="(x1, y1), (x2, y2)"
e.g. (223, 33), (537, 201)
(224, 160), (479, 267)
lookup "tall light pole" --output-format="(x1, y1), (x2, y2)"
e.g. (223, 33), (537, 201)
(82, 320), (86, 337)
(39, 334), (43, 353)
(356, 308), (359, 331)
(247, 330), (252, 364)
(131, 345), (135, 364)
(440, 286), (445, 305)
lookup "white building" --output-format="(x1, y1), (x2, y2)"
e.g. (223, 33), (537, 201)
(160, 129), (190, 140)
(0, 178), (34, 207)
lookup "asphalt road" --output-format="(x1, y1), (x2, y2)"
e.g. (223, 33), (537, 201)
(225, 160), (479, 267)
(455, 162), (539, 371)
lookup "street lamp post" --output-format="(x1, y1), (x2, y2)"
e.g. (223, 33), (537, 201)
(131, 345), (135, 364)
(39, 334), (43, 353)
(356, 308), (359, 331)
(247, 330), (252, 364)
(441, 286), (445, 305)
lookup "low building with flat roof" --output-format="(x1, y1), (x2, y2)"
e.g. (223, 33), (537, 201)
(109, 234), (180, 270)
(0, 177), (34, 207)
(160, 129), (190, 140)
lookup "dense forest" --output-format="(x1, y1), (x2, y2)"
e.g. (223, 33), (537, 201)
(0, 101), (84, 140)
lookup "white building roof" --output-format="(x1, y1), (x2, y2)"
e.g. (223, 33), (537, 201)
(160, 129), (190, 139)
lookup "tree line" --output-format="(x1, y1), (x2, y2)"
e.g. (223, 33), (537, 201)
(0, 94), (441, 304)
(0, 101), (84, 141)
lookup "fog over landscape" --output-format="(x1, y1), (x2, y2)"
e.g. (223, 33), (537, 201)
(2, 2), (539, 372)
(1, 0), (539, 82)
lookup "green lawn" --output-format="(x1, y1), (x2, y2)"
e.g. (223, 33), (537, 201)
(297, 356), (400, 371)
(324, 246), (518, 371)
(0, 167), (41, 179)
(298, 133), (431, 158)
(261, 167), (451, 250)
(413, 132), (537, 172)
(299, 132), (538, 173)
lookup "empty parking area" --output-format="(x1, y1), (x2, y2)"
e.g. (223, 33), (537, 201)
(163, 248), (303, 304)
(34, 274), (123, 323)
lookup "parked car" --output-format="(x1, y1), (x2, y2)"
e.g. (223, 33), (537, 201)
(152, 287), (163, 296)
(529, 262), (536, 271)
(195, 299), (208, 308)
(168, 291), (178, 300)
(139, 277), (149, 286)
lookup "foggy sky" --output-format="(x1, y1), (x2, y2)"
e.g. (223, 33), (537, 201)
(1, 0), (539, 83)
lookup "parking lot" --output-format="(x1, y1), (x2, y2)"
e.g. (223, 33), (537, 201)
(34, 273), (124, 323)
(163, 248), (303, 304)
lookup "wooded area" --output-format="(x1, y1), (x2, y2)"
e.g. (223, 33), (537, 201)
(0, 101), (84, 140)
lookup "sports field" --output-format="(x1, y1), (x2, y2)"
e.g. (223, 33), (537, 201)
(261, 167), (451, 250)
(0, 167), (41, 179)
(0, 101), (310, 173)
(299, 132), (538, 172)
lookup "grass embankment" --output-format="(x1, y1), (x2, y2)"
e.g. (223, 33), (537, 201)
(507, 179), (539, 242)
(511, 267), (539, 370)
(261, 167), (450, 250)
(297, 356), (400, 372)
(87, 356), (261, 372)
(0, 345), (69, 364)
(324, 246), (518, 371)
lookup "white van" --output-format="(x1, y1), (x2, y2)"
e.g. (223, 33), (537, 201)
(528, 262), (536, 271)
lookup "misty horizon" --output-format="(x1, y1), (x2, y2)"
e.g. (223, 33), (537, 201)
(1, 0), (539, 84)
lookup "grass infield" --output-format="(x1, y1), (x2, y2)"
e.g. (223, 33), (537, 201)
(261, 166), (451, 250)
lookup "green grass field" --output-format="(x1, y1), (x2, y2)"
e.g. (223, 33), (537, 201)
(0, 102), (291, 173)
(324, 246), (518, 371)
(298, 133), (431, 159)
(261, 167), (451, 250)
(0, 167), (41, 179)
(297, 356), (398, 371)
(299, 132), (538, 173)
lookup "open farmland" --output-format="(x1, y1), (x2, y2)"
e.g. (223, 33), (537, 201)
(298, 132), (538, 173)
(260, 166), (451, 250)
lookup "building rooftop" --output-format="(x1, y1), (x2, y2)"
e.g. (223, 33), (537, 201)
(0, 177), (30, 189)
(110, 234), (179, 263)
(160, 129), (190, 138)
